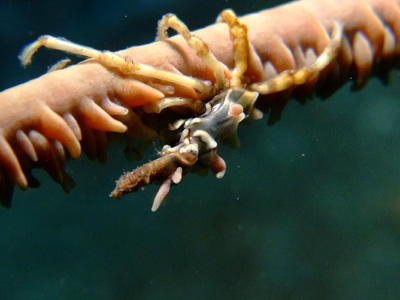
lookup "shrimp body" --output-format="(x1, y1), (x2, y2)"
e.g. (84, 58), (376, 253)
(112, 87), (258, 211)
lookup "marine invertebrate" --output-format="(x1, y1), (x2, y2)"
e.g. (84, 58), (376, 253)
(109, 11), (341, 210)
(0, 0), (399, 208)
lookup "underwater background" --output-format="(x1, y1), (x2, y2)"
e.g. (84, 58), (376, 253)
(1, 0), (400, 299)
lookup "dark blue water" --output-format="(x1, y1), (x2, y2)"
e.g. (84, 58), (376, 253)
(1, 0), (400, 299)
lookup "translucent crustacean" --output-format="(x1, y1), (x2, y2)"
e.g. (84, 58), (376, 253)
(1, 0), (399, 209)
(111, 12), (341, 211)
(111, 87), (260, 211)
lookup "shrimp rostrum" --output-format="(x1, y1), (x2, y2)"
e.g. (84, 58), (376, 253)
(18, 10), (342, 211)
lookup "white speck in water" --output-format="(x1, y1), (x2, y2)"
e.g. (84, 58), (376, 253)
(301, 153), (305, 157)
